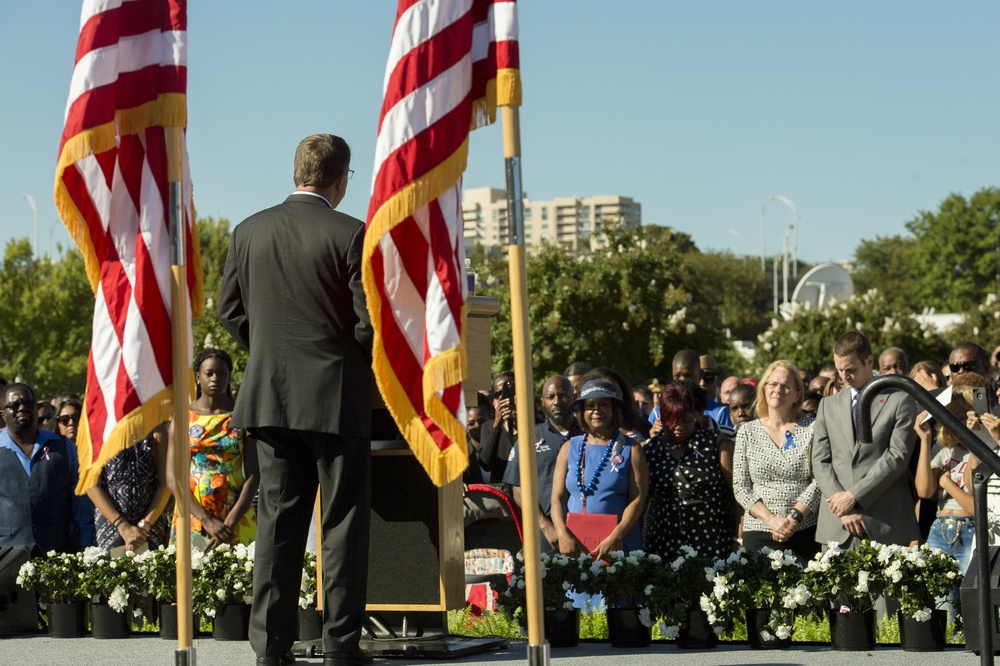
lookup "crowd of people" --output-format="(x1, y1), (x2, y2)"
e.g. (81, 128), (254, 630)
(474, 332), (998, 593)
(0, 346), (258, 558)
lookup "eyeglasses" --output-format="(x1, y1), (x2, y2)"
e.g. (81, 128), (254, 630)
(57, 414), (81, 426)
(702, 373), (718, 383)
(949, 360), (977, 374)
(346, 169), (355, 180)
(765, 382), (795, 394)
(3, 399), (35, 412)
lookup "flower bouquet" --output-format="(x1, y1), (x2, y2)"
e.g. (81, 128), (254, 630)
(883, 543), (962, 650)
(801, 540), (888, 612)
(79, 546), (144, 615)
(300, 549), (318, 609)
(17, 550), (89, 604)
(644, 545), (715, 639)
(191, 542), (254, 620)
(882, 543), (962, 622)
(498, 552), (596, 618)
(702, 547), (809, 645)
(136, 544), (179, 604)
(800, 540), (889, 650)
(79, 546), (145, 637)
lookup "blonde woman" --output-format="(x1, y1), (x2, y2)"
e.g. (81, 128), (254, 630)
(733, 360), (820, 562)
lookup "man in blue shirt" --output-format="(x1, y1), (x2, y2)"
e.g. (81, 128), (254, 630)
(0, 383), (80, 554)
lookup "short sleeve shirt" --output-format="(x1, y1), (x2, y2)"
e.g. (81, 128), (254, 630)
(502, 420), (581, 516)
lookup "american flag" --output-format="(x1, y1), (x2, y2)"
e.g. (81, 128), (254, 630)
(364, 0), (521, 486)
(53, 0), (202, 492)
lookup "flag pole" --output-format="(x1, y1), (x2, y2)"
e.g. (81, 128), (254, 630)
(167, 126), (195, 665)
(502, 105), (549, 665)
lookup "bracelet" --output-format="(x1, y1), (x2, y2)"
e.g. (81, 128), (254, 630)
(112, 516), (125, 528)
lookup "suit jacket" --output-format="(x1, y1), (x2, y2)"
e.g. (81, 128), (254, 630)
(811, 386), (918, 546)
(219, 193), (373, 437)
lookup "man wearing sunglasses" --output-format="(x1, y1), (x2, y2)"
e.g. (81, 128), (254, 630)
(948, 342), (991, 382)
(0, 383), (79, 554)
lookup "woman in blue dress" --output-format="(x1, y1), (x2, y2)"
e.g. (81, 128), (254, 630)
(551, 379), (649, 561)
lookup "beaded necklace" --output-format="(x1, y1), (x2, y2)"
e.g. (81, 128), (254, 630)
(576, 431), (619, 502)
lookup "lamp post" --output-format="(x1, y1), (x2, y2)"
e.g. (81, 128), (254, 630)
(724, 228), (746, 256)
(759, 195), (798, 273)
(22, 193), (38, 261)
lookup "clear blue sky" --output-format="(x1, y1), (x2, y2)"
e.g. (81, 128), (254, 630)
(2, 1), (998, 264)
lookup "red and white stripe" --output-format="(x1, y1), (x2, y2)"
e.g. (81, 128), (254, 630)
(365, 0), (519, 485)
(55, 0), (199, 491)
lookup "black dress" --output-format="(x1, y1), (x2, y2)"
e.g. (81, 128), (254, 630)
(93, 435), (169, 550)
(643, 424), (735, 561)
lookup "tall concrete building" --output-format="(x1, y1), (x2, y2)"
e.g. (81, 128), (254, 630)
(462, 187), (641, 253)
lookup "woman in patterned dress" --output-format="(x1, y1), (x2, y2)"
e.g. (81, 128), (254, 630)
(167, 348), (259, 549)
(732, 360), (820, 563)
(643, 382), (735, 561)
(87, 423), (172, 551)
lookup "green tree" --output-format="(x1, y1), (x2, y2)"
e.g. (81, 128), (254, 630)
(475, 225), (768, 387)
(190, 217), (249, 392)
(852, 234), (922, 310)
(852, 187), (1000, 312)
(752, 289), (950, 375)
(0, 240), (92, 397)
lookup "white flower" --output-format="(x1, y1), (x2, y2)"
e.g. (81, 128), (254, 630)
(793, 585), (811, 606)
(606, 565), (617, 575)
(760, 629), (775, 641)
(563, 600), (575, 611)
(216, 589), (227, 601)
(242, 595), (253, 604)
(108, 586), (129, 613)
(638, 608), (652, 628)
(913, 608), (932, 622)
(670, 557), (685, 571)
(644, 584), (653, 597)
(855, 570), (869, 593)
(775, 625), (791, 640)
(685, 323), (697, 335)
(626, 555), (638, 565)
(660, 623), (680, 638)
(579, 573), (589, 582)
(561, 581), (571, 591)
(517, 579), (525, 589)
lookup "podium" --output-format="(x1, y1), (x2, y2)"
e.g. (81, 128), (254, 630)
(361, 296), (503, 656)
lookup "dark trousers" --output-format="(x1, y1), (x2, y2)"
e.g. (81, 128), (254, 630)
(250, 427), (371, 658)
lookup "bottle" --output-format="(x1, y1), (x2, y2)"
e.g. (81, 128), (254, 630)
(465, 258), (476, 296)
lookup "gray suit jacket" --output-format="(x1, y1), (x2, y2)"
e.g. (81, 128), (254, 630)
(811, 386), (918, 546)
(219, 193), (373, 437)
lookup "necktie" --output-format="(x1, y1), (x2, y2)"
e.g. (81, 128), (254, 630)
(851, 392), (858, 440)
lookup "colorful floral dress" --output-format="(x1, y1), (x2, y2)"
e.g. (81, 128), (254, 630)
(172, 411), (256, 545)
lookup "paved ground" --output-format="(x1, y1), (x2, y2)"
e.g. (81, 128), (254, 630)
(0, 634), (987, 666)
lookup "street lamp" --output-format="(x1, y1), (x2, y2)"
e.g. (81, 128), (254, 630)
(759, 195), (798, 273)
(724, 228), (746, 256)
(22, 193), (38, 261)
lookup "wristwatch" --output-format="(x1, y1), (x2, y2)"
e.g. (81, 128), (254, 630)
(137, 519), (151, 530)
(788, 509), (804, 523)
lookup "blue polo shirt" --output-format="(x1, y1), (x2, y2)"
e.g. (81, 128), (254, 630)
(648, 397), (734, 428)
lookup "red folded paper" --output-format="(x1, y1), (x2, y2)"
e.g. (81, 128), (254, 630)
(566, 512), (618, 555)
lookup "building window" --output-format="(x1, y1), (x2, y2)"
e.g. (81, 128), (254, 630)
(541, 207), (548, 220)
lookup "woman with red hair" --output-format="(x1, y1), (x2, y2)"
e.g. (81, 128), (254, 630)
(643, 382), (735, 560)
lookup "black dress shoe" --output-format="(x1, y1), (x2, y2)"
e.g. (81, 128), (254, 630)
(256, 655), (295, 666)
(322, 648), (373, 666)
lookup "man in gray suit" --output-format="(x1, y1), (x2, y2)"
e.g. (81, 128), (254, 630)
(812, 331), (918, 547)
(220, 134), (374, 666)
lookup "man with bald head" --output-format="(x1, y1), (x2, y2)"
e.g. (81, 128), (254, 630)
(503, 375), (581, 552)
(878, 347), (910, 376)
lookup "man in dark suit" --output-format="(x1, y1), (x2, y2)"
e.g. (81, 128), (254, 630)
(812, 331), (918, 547)
(220, 134), (373, 666)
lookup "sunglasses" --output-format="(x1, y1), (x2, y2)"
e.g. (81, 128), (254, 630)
(3, 399), (35, 412)
(949, 360), (977, 374)
(57, 414), (81, 426)
(702, 373), (719, 382)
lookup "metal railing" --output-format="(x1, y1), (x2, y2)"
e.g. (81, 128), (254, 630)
(858, 374), (1000, 664)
